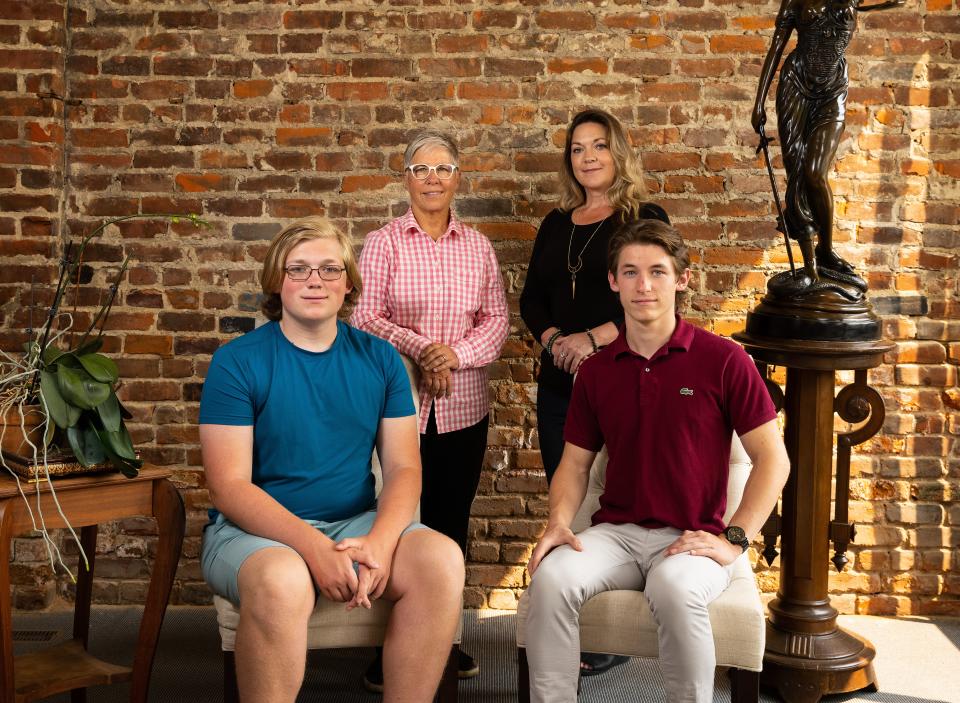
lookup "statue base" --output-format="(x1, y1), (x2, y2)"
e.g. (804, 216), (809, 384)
(761, 622), (878, 703)
(746, 273), (881, 342)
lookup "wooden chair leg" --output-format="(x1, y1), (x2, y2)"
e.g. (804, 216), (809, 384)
(435, 643), (459, 703)
(224, 650), (239, 703)
(729, 667), (759, 703)
(517, 647), (530, 703)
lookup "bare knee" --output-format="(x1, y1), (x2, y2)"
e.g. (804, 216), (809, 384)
(238, 548), (315, 624)
(388, 530), (464, 602)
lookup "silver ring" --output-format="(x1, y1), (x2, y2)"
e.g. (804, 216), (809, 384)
(560, 352), (567, 358)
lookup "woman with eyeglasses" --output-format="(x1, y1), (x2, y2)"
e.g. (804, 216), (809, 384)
(352, 129), (509, 688)
(519, 109), (669, 677)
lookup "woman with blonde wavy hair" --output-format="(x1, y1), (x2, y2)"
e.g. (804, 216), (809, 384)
(520, 108), (670, 674)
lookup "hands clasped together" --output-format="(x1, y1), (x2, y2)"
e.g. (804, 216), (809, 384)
(550, 332), (597, 374)
(308, 534), (395, 611)
(419, 342), (460, 398)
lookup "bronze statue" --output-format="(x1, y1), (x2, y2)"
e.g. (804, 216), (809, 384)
(752, 0), (905, 297)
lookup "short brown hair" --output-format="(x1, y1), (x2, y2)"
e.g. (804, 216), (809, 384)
(607, 219), (691, 307)
(260, 217), (361, 321)
(558, 109), (647, 219)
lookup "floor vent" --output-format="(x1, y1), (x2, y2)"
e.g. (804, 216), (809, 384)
(12, 630), (58, 642)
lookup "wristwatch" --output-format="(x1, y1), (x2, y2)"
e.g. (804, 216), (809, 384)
(723, 525), (750, 553)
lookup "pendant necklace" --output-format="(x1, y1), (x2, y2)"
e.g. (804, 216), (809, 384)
(567, 214), (608, 299)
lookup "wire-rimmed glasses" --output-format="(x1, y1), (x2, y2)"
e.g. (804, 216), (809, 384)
(284, 265), (346, 282)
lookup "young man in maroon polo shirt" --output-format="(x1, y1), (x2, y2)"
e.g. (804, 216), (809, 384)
(523, 218), (790, 703)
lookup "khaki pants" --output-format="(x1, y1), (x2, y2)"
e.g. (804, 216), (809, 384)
(524, 522), (736, 703)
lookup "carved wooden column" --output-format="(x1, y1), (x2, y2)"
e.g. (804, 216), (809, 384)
(733, 334), (892, 703)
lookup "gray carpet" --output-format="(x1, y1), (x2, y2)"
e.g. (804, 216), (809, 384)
(11, 608), (960, 702)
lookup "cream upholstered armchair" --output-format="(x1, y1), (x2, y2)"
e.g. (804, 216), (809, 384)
(516, 434), (764, 703)
(212, 356), (461, 703)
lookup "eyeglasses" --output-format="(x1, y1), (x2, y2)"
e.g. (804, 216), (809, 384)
(284, 265), (346, 282)
(406, 163), (458, 181)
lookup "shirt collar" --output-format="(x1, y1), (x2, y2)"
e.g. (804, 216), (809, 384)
(400, 208), (463, 240)
(612, 315), (694, 360)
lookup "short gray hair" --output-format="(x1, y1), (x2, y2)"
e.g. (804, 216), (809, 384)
(403, 129), (459, 168)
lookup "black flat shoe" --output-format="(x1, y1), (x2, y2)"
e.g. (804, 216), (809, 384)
(579, 652), (629, 677)
(458, 650), (480, 679)
(363, 651), (384, 693)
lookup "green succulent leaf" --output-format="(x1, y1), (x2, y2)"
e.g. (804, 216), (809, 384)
(42, 345), (68, 366)
(98, 427), (141, 477)
(96, 393), (121, 432)
(40, 370), (81, 428)
(98, 425), (138, 461)
(67, 421), (107, 467)
(78, 352), (118, 384)
(56, 365), (110, 410)
(73, 338), (104, 357)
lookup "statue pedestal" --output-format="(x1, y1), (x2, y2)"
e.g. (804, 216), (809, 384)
(733, 331), (893, 703)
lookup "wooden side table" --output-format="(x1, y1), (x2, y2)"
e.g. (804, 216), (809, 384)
(0, 466), (185, 703)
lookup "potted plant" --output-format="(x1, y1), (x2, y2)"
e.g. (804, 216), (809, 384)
(0, 213), (207, 572)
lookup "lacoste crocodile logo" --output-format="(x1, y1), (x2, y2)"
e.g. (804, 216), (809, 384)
(679, 387), (694, 396)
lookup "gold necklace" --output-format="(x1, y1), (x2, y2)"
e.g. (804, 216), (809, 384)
(566, 215), (608, 299)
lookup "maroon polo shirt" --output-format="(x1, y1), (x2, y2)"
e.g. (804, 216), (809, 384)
(564, 317), (777, 534)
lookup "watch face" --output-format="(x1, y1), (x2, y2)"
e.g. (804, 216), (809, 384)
(725, 526), (747, 543)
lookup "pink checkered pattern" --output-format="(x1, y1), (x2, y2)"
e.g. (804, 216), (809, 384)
(351, 209), (509, 434)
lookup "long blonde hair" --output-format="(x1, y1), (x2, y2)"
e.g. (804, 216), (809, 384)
(558, 109), (647, 219)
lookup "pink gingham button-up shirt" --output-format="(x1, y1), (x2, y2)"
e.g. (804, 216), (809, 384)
(351, 209), (509, 434)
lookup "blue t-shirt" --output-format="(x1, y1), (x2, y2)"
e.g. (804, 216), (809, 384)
(199, 320), (415, 522)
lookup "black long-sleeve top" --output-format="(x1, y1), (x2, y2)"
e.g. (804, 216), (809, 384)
(519, 204), (670, 397)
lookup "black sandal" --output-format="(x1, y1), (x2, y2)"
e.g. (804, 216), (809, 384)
(579, 652), (629, 676)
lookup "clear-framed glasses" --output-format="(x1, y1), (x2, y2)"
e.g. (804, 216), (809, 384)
(284, 264), (346, 282)
(406, 163), (458, 181)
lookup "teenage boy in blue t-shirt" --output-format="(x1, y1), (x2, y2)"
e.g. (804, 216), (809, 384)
(523, 219), (791, 703)
(200, 217), (464, 703)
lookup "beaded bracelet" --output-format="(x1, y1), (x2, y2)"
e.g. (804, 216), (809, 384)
(585, 328), (598, 353)
(545, 330), (563, 355)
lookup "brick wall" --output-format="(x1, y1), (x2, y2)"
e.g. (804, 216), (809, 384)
(1, 0), (957, 615)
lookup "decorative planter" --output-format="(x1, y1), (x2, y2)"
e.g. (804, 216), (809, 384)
(0, 405), (45, 457)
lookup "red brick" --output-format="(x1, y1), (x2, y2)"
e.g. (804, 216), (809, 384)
(0, 49), (60, 70)
(485, 58), (543, 78)
(473, 10), (522, 30)
(71, 128), (127, 148)
(154, 56), (212, 77)
(158, 10), (218, 29)
(341, 175), (392, 193)
(407, 12), (468, 30)
(602, 13), (659, 30)
(0, 144), (56, 166)
(282, 11), (342, 30)
(547, 58), (607, 74)
(351, 58), (411, 78)
(275, 127), (333, 147)
(175, 173), (229, 193)
(418, 58), (482, 78)
(232, 79), (273, 99)
(326, 82), (389, 101)
(135, 33), (186, 52)
(536, 11), (595, 30)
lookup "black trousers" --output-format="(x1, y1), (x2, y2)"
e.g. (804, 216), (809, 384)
(419, 407), (489, 555)
(536, 383), (571, 485)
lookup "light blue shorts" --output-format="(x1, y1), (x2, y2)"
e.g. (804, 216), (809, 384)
(201, 510), (427, 606)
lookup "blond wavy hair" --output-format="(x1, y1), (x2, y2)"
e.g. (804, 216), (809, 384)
(558, 109), (648, 219)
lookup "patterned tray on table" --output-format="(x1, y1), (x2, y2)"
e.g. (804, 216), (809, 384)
(0, 449), (115, 481)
